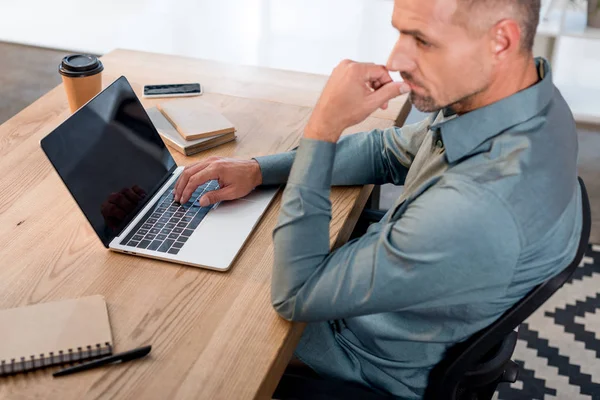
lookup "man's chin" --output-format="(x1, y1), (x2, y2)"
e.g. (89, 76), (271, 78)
(410, 93), (442, 113)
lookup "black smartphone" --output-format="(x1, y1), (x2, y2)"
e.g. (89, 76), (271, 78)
(143, 83), (203, 98)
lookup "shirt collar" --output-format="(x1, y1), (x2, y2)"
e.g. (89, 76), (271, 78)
(431, 58), (554, 164)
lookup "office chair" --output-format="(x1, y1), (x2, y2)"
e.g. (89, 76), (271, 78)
(273, 177), (591, 400)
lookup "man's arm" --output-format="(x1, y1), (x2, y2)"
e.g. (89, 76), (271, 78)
(172, 118), (428, 205)
(256, 119), (430, 187)
(173, 61), (415, 205)
(271, 140), (522, 321)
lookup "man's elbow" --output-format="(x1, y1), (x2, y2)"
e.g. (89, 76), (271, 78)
(271, 263), (305, 321)
(271, 296), (300, 321)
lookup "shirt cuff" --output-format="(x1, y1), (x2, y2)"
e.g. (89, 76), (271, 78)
(254, 152), (296, 185)
(288, 138), (337, 190)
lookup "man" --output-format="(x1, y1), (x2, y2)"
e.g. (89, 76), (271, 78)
(174, 0), (582, 397)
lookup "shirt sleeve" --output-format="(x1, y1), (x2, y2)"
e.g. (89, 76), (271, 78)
(271, 139), (522, 322)
(255, 118), (431, 186)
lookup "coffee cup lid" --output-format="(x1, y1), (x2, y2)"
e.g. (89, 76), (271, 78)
(59, 55), (104, 78)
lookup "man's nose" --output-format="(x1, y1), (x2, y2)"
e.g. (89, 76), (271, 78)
(387, 38), (417, 73)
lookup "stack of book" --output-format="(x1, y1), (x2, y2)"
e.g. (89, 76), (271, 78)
(147, 98), (236, 156)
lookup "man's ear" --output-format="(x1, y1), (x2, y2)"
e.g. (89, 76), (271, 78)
(490, 19), (521, 59)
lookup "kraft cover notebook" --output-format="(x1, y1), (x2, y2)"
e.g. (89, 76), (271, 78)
(147, 107), (236, 156)
(0, 295), (113, 375)
(157, 98), (236, 140)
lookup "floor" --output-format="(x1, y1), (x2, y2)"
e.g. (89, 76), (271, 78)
(0, 41), (599, 243)
(0, 42), (69, 122)
(495, 244), (600, 400)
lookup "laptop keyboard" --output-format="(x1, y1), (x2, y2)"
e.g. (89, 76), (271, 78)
(120, 179), (219, 255)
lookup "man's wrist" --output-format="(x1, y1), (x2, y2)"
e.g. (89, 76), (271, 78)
(304, 114), (343, 143)
(304, 124), (341, 143)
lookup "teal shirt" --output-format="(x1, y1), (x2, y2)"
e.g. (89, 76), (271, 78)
(255, 58), (582, 398)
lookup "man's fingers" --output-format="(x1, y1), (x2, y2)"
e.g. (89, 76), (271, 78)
(344, 62), (391, 88)
(179, 168), (218, 204)
(371, 81), (383, 91)
(175, 161), (212, 202)
(364, 64), (393, 86)
(199, 186), (237, 207)
(175, 163), (207, 201)
(368, 81), (410, 109)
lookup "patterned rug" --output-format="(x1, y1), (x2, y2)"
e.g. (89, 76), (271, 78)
(495, 244), (600, 400)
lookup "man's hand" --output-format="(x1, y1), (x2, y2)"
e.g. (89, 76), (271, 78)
(174, 157), (263, 206)
(305, 60), (410, 143)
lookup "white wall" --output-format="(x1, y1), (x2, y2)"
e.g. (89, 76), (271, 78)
(0, 0), (398, 75)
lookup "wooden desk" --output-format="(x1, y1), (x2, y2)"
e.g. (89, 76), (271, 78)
(0, 49), (410, 399)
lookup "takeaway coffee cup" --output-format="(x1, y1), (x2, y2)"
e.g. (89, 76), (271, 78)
(59, 54), (104, 113)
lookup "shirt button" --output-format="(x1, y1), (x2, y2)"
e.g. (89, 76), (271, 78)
(436, 139), (444, 149)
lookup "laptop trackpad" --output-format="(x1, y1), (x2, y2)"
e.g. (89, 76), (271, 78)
(178, 197), (271, 270)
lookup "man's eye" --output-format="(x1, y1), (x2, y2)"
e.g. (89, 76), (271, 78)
(416, 37), (431, 47)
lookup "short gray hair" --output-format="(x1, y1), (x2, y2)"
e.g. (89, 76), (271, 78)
(457, 0), (541, 52)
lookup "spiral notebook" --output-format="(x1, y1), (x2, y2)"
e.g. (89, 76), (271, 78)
(0, 295), (113, 375)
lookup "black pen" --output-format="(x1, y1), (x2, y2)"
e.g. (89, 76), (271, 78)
(53, 345), (152, 377)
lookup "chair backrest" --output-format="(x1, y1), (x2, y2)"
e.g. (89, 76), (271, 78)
(425, 177), (592, 400)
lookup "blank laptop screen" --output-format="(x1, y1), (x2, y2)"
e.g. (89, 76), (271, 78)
(41, 76), (177, 247)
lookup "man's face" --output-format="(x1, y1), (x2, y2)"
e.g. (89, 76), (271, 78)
(388, 0), (493, 112)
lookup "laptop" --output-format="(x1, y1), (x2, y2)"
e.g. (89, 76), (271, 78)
(41, 76), (278, 271)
